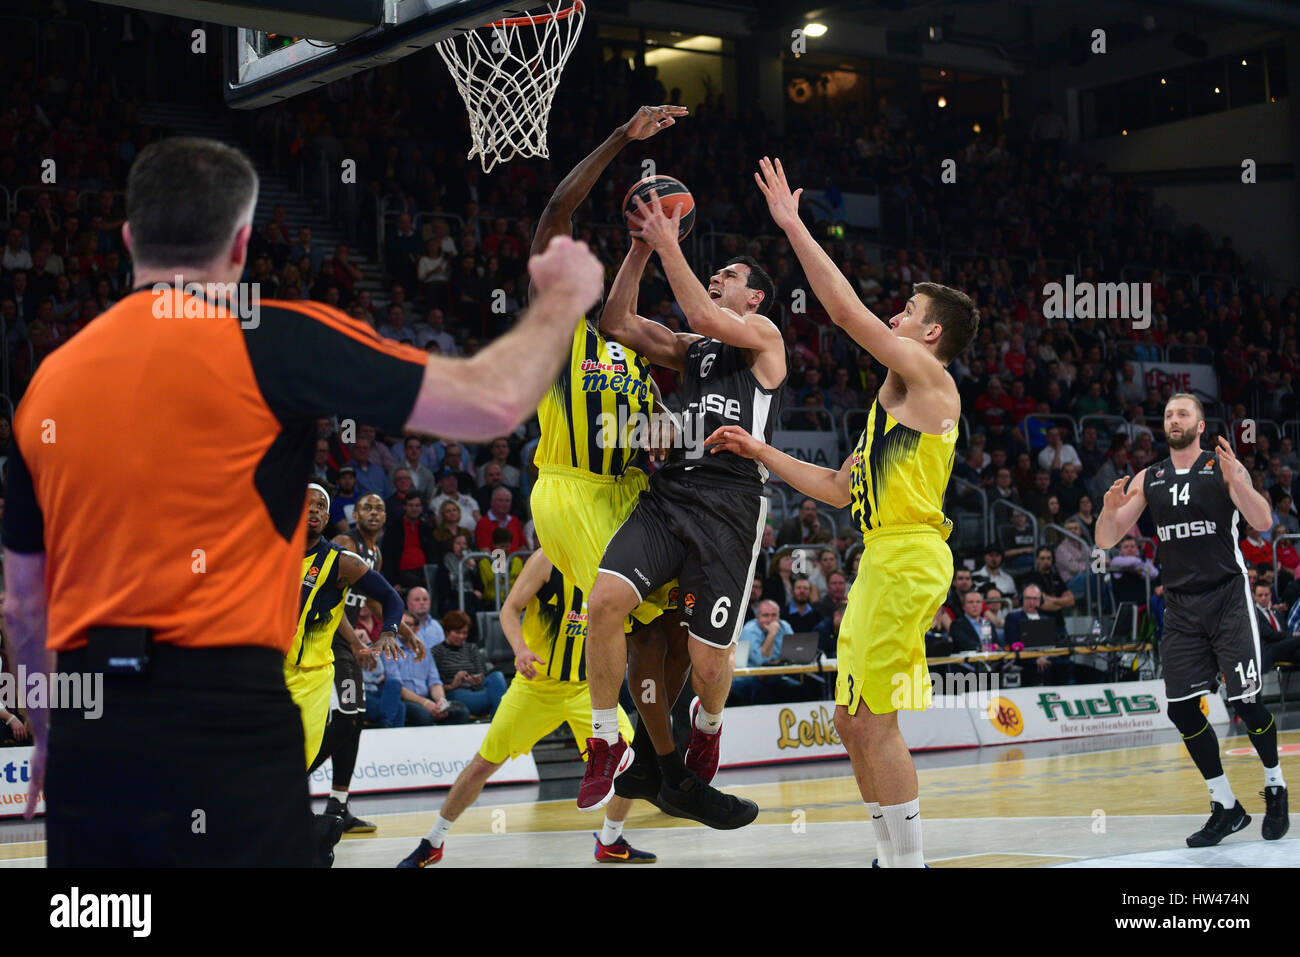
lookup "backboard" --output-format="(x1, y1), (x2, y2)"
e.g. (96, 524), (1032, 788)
(217, 0), (532, 109)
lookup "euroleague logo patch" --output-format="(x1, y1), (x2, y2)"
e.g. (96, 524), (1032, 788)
(667, 586), (680, 609)
(683, 592), (696, 616)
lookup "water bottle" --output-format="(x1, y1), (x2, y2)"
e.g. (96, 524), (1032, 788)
(979, 618), (994, 653)
(1091, 618), (1102, 645)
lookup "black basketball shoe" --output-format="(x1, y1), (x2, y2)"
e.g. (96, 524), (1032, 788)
(657, 773), (759, 830)
(614, 747), (667, 812)
(327, 796), (376, 834)
(1186, 800), (1250, 848)
(312, 811), (346, 867)
(1261, 786), (1289, 841)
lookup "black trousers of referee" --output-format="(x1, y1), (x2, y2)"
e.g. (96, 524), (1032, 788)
(46, 644), (313, 867)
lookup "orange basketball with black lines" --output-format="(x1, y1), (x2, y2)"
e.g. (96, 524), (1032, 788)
(623, 175), (695, 241)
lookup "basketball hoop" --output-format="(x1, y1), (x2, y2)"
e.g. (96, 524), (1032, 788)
(436, 0), (586, 172)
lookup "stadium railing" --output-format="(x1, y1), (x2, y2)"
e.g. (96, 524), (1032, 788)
(947, 477), (988, 555)
(1041, 522), (1099, 619)
(1271, 533), (1300, 586)
(1165, 343), (1215, 363)
(474, 611), (514, 671)
(762, 483), (792, 527)
(1078, 414), (1131, 445)
(9, 186), (127, 222)
(452, 550), (498, 612)
(990, 499), (1038, 558)
(841, 407), (869, 452)
(1284, 420), (1300, 448)
(1230, 417), (1281, 448)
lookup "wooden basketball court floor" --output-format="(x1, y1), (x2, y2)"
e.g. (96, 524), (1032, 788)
(2, 722), (1296, 867)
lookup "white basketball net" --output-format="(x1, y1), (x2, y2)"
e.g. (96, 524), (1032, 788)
(437, 0), (586, 173)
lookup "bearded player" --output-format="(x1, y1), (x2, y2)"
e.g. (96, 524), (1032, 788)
(706, 157), (978, 866)
(1097, 394), (1288, 845)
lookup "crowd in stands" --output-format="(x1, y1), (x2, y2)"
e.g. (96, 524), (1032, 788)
(2, 2), (1300, 735)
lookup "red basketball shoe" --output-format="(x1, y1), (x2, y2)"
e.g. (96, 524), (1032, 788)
(685, 697), (721, 784)
(577, 735), (634, 812)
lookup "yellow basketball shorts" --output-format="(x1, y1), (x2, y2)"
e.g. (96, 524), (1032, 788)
(478, 675), (635, 763)
(284, 660), (335, 767)
(836, 525), (953, 715)
(531, 464), (677, 627)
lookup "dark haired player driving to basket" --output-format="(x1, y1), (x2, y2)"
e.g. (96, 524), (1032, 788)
(584, 186), (786, 826)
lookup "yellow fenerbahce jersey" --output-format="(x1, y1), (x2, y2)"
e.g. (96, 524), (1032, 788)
(287, 539), (350, 669)
(849, 400), (956, 543)
(522, 567), (589, 683)
(535, 322), (655, 477)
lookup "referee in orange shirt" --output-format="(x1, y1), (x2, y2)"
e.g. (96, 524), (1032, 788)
(0, 137), (603, 866)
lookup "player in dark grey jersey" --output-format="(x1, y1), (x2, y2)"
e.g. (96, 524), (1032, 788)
(1097, 393), (1288, 846)
(578, 189), (786, 825)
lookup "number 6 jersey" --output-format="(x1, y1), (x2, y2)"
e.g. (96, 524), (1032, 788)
(1142, 450), (1246, 593)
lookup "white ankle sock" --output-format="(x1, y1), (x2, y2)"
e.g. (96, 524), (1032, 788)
(426, 814), (453, 848)
(695, 705), (723, 734)
(880, 798), (924, 868)
(866, 802), (893, 867)
(329, 788), (349, 805)
(591, 708), (620, 745)
(599, 817), (625, 845)
(1264, 765), (1286, 789)
(1206, 774), (1236, 807)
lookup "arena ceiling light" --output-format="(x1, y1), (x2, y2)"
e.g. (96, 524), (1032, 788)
(804, 22), (828, 37)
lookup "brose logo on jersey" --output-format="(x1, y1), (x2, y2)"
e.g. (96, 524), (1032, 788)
(1157, 519), (1217, 541)
(684, 393), (742, 421)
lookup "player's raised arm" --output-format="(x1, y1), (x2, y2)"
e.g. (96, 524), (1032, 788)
(753, 157), (937, 384)
(1095, 471), (1149, 549)
(599, 241), (698, 371)
(629, 191), (783, 356)
(1216, 437), (1274, 531)
(498, 549), (553, 679)
(706, 425), (853, 508)
(529, 104), (689, 262)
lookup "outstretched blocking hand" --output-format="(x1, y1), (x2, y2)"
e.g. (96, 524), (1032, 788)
(624, 104), (689, 141)
(753, 156), (803, 231)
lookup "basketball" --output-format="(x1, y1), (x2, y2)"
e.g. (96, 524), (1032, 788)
(623, 174), (696, 241)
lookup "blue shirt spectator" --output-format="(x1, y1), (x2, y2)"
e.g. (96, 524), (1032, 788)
(739, 601), (793, 665)
(406, 586), (445, 648)
(386, 634), (444, 695)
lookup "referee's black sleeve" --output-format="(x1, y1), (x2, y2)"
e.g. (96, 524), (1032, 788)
(242, 301), (428, 432)
(2, 436), (44, 554)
